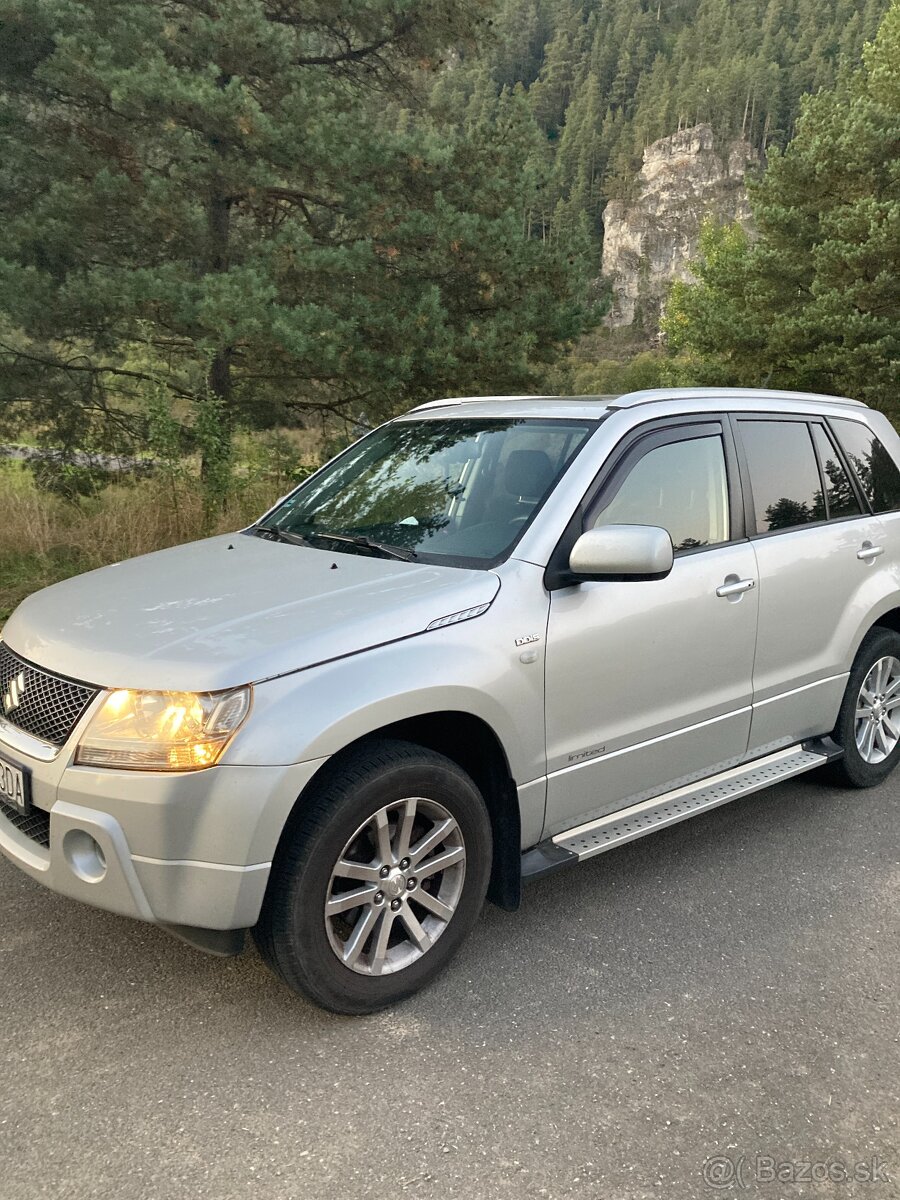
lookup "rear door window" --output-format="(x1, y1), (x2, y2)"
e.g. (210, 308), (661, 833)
(831, 419), (900, 514)
(739, 420), (823, 533)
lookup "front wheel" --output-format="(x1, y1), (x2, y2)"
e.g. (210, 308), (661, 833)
(829, 627), (900, 788)
(253, 739), (492, 1014)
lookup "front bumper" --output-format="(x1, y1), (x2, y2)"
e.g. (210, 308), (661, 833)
(0, 735), (327, 935)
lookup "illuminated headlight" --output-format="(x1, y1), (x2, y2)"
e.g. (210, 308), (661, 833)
(75, 687), (252, 771)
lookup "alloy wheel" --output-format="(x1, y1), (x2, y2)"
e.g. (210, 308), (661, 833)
(855, 655), (900, 764)
(324, 797), (466, 976)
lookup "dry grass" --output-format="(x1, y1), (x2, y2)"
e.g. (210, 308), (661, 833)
(0, 464), (285, 624)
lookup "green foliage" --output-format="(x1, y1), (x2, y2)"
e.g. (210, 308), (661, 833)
(443, 0), (890, 248)
(663, 2), (900, 412)
(0, 0), (595, 456)
(550, 347), (669, 395)
(241, 431), (314, 492)
(30, 459), (114, 502)
(192, 388), (234, 527)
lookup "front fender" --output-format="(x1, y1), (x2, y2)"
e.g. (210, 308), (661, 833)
(222, 559), (550, 792)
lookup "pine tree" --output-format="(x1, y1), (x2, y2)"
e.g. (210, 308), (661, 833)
(528, 0), (584, 134)
(664, 0), (900, 412)
(0, 0), (594, 455)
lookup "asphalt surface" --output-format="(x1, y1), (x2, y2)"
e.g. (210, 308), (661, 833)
(1, 771), (898, 1200)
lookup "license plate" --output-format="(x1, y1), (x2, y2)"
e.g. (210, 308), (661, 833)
(0, 752), (31, 815)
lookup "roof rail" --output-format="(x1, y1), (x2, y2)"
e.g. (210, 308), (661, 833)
(608, 387), (865, 409)
(409, 395), (543, 411)
(408, 394), (616, 412)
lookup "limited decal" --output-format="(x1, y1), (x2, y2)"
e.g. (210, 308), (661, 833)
(567, 745), (606, 764)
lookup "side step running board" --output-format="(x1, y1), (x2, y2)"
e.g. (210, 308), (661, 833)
(521, 739), (840, 882)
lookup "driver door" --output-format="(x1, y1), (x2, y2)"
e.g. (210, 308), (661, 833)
(543, 418), (759, 837)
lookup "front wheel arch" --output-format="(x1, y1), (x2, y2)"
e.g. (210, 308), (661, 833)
(273, 712), (523, 913)
(254, 737), (494, 1011)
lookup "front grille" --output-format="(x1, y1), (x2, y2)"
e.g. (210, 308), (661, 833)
(0, 796), (51, 848)
(0, 643), (99, 746)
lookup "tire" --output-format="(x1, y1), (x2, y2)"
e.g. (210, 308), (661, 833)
(828, 626), (900, 788)
(253, 738), (492, 1014)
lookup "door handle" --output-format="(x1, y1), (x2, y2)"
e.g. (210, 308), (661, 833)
(716, 577), (756, 598)
(857, 543), (884, 562)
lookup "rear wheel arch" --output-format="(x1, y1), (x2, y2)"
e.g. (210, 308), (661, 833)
(828, 624), (900, 787)
(842, 603), (900, 672)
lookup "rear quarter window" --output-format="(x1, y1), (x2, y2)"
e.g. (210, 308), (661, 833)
(810, 424), (862, 520)
(832, 419), (900, 514)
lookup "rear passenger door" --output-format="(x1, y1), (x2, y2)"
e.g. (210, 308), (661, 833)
(735, 415), (891, 754)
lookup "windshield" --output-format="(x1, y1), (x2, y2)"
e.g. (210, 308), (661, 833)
(257, 417), (598, 566)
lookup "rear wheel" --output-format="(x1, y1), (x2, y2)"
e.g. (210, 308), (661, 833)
(829, 627), (900, 788)
(253, 739), (492, 1014)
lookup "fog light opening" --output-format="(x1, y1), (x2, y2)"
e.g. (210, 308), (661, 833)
(63, 829), (108, 883)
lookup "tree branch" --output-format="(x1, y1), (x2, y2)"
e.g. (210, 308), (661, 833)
(0, 344), (196, 400)
(265, 13), (416, 67)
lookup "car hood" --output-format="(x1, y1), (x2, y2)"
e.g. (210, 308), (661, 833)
(2, 534), (500, 692)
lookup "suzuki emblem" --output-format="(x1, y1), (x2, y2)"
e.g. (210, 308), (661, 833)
(2, 671), (26, 714)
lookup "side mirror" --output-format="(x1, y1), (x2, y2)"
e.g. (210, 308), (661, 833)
(568, 524), (674, 581)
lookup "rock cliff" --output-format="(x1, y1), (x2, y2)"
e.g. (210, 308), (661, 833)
(601, 124), (760, 329)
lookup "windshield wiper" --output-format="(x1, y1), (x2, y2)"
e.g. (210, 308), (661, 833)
(252, 524), (416, 561)
(251, 525), (313, 548)
(313, 532), (418, 561)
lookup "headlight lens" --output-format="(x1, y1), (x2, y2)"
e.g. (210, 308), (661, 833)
(75, 687), (252, 771)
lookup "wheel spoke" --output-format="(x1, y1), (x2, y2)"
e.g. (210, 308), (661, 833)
(413, 888), (455, 922)
(874, 723), (889, 757)
(373, 807), (393, 866)
(883, 715), (900, 742)
(877, 659), (890, 693)
(884, 675), (900, 703)
(342, 905), (379, 968)
(409, 817), (456, 867)
(394, 798), (418, 862)
(862, 720), (877, 760)
(369, 909), (395, 976)
(856, 705), (871, 722)
(417, 844), (465, 880)
(399, 904), (432, 952)
(333, 859), (381, 884)
(326, 885), (378, 916)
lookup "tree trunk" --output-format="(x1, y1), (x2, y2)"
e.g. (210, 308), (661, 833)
(200, 186), (234, 494)
(202, 77), (234, 493)
(206, 186), (232, 413)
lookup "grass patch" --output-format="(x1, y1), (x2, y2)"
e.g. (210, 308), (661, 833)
(0, 547), (91, 627)
(0, 464), (286, 625)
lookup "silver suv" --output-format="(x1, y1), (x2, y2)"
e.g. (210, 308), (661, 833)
(2, 388), (900, 1013)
